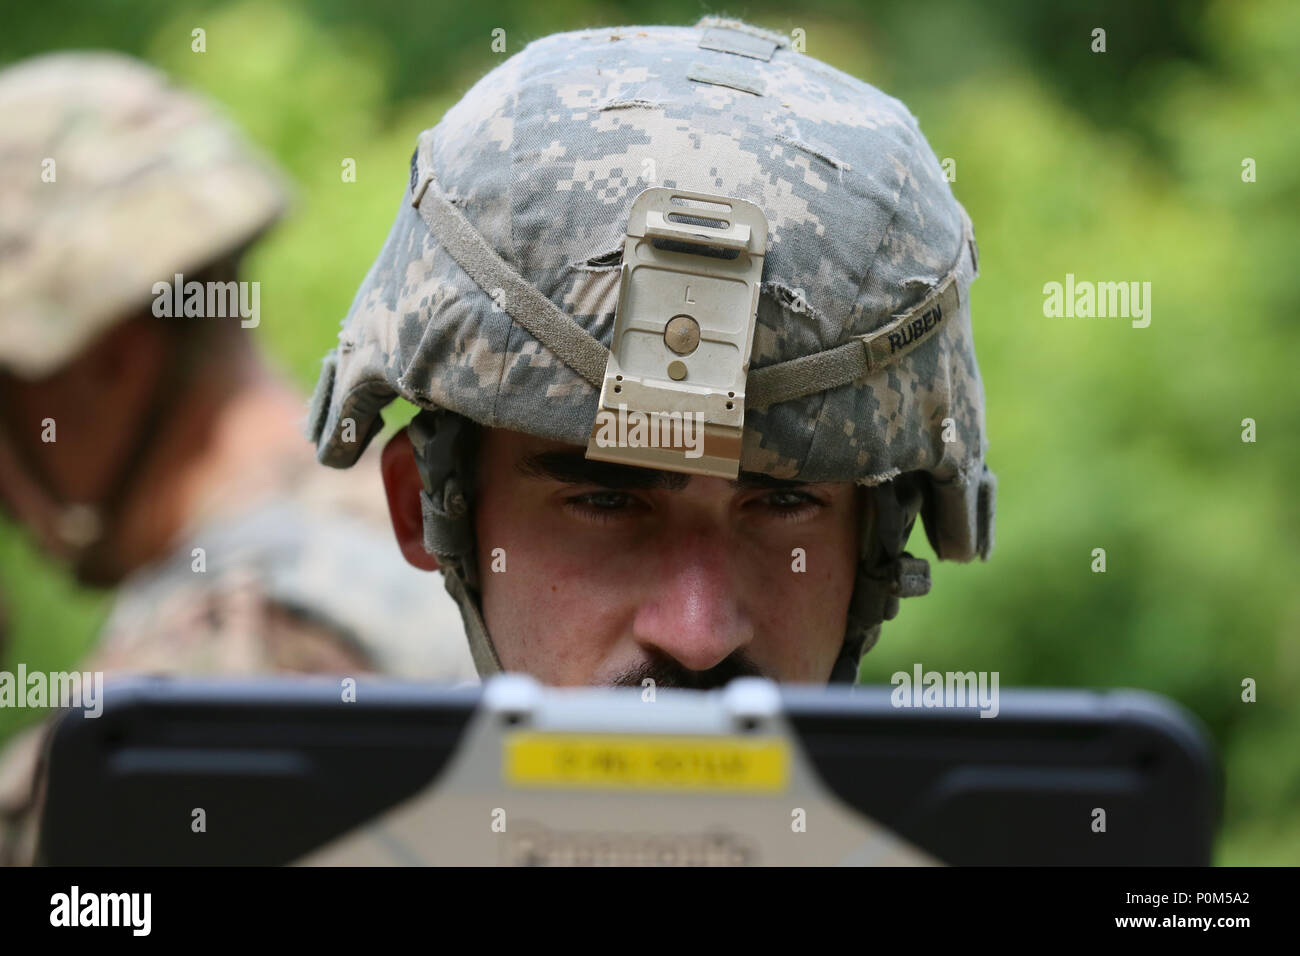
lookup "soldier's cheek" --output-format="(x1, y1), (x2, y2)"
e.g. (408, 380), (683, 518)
(748, 542), (857, 675)
(491, 555), (632, 663)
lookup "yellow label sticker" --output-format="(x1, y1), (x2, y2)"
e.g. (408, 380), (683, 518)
(504, 733), (790, 792)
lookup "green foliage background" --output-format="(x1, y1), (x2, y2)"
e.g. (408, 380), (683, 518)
(2, 0), (1296, 863)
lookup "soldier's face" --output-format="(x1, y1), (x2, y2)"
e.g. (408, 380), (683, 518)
(467, 428), (864, 686)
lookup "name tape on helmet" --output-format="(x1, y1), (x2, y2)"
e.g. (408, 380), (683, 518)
(585, 188), (769, 479)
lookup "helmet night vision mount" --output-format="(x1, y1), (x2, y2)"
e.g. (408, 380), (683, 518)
(585, 188), (768, 480)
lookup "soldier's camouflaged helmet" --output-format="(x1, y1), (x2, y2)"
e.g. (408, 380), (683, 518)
(0, 52), (288, 378)
(309, 18), (997, 683)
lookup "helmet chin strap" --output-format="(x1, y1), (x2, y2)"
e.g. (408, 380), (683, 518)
(0, 323), (204, 586)
(0, 421), (101, 564)
(407, 409), (503, 676)
(831, 473), (931, 684)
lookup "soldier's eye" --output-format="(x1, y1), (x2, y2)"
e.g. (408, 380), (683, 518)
(757, 490), (824, 519)
(564, 490), (646, 522)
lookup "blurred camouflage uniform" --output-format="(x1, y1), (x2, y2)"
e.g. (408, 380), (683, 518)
(308, 19), (997, 681)
(0, 53), (476, 865)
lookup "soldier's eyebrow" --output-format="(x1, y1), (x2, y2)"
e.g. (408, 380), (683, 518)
(515, 450), (809, 492)
(517, 451), (690, 490)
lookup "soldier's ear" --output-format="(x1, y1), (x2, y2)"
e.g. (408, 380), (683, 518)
(380, 430), (439, 572)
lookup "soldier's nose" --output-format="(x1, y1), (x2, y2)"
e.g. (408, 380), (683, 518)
(630, 533), (754, 673)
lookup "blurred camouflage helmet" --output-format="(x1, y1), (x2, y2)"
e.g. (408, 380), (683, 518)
(309, 18), (996, 683)
(0, 51), (288, 378)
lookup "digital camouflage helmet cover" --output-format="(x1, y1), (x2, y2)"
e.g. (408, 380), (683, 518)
(0, 52), (288, 380)
(309, 18), (997, 683)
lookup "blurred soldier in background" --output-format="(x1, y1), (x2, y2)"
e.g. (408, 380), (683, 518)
(0, 52), (476, 864)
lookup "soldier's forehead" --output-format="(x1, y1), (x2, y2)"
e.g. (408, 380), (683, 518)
(487, 428), (836, 491)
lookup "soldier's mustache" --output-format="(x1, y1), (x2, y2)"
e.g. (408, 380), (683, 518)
(610, 651), (767, 689)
